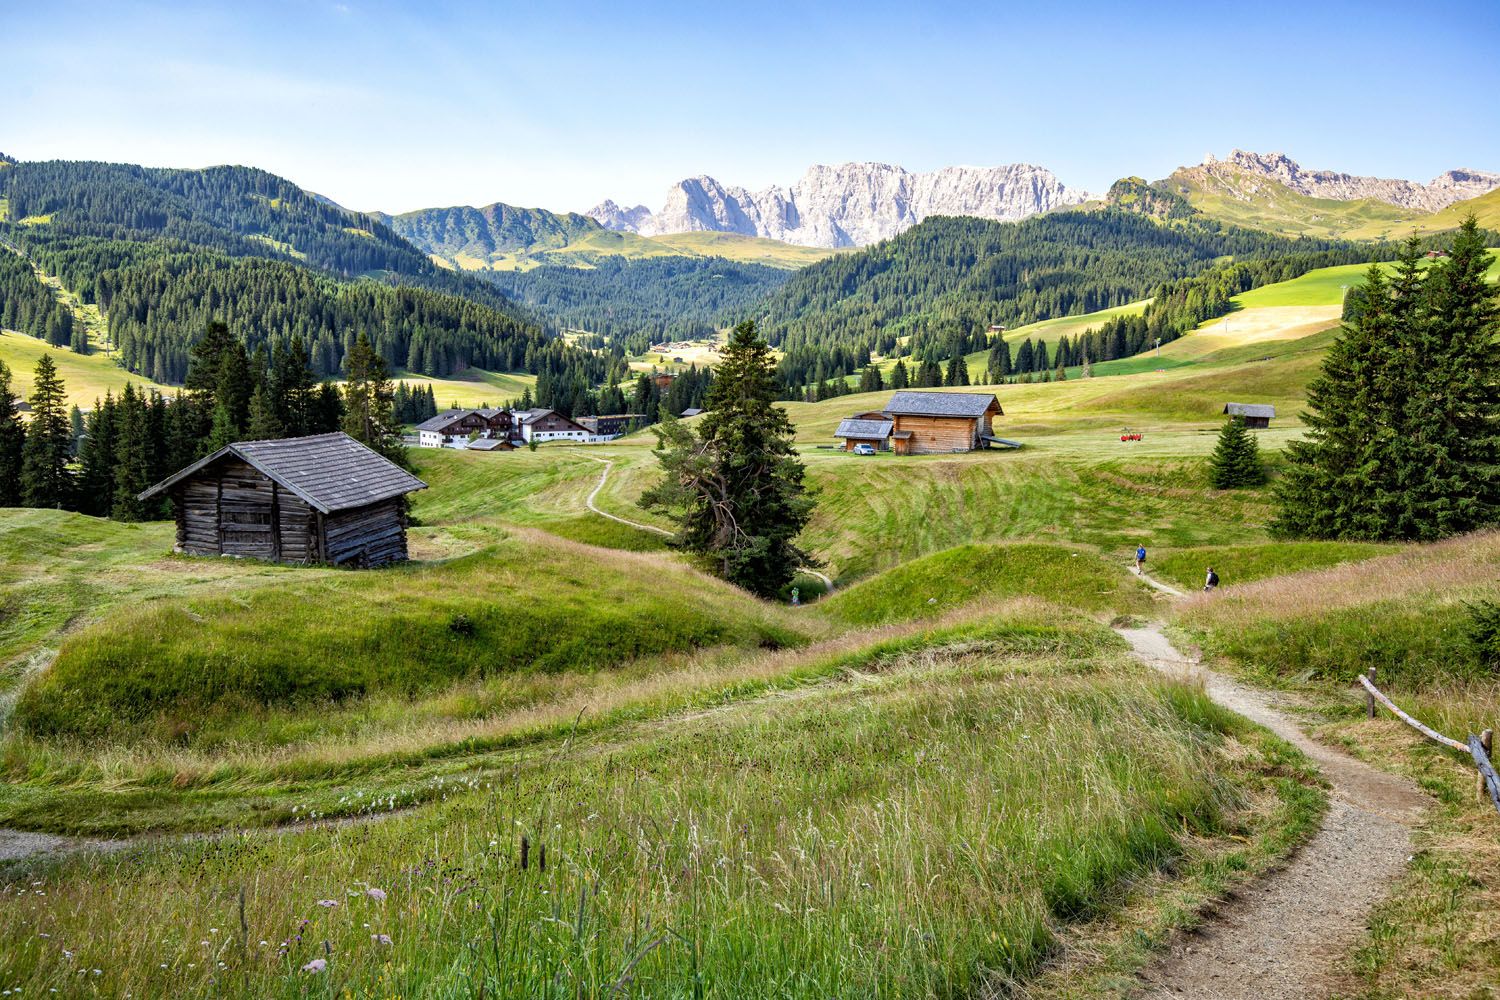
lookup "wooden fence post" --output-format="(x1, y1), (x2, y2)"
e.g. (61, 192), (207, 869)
(1480, 729), (1495, 804)
(1365, 667), (1377, 719)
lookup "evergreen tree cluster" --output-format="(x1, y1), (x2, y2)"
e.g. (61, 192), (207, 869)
(1074, 248), (1399, 363)
(486, 256), (791, 352)
(0, 248), (78, 351)
(1275, 222), (1500, 540)
(1, 321), (420, 520)
(393, 382), (439, 424)
(1208, 416), (1266, 489)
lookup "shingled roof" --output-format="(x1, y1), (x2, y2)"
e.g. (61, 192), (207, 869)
(415, 408), (473, 432)
(139, 433), (427, 514)
(834, 417), (894, 439)
(882, 391), (1002, 418)
(1223, 403), (1276, 419)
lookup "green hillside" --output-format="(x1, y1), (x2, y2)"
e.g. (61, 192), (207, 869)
(1159, 162), (1500, 241)
(1159, 163), (1415, 238)
(386, 201), (836, 272)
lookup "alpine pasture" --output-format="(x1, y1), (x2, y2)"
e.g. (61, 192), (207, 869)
(0, 258), (1496, 997)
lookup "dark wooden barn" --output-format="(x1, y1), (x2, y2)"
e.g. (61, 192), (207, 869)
(138, 433), (427, 568)
(1222, 402), (1275, 429)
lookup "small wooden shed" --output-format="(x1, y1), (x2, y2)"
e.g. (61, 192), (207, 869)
(834, 412), (894, 451)
(1222, 402), (1275, 429)
(139, 433), (427, 567)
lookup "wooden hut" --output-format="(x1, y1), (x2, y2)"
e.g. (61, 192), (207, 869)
(138, 433), (427, 567)
(834, 412), (894, 451)
(1222, 402), (1275, 429)
(882, 391), (1003, 455)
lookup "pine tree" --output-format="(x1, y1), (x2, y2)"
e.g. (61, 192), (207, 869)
(944, 350), (970, 386)
(1274, 264), (1402, 538)
(0, 361), (25, 506)
(857, 364), (884, 393)
(1399, 219), (1500, 536)
(111, 384), (152, 521)
(247, 383), (283, 440)
(341, 332), (405, 465)
(1209, 416), (1265, 488)
(20, 354), (72, 508)
(640, 320), (816, 597)
(889, 359), (909, 389)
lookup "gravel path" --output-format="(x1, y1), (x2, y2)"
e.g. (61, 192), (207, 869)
(1118, 624), (1427, 999)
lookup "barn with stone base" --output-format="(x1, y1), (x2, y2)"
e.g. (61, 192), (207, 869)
(138, 432), (427, 567)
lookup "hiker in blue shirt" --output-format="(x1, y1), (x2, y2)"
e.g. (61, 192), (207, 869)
(1135, 544), (1147, 575)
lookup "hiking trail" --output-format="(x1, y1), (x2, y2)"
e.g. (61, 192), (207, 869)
(1116, 619), (1427, 999)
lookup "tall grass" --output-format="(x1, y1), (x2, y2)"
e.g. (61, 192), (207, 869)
(15, 532), (807, 745)
(0, 628), (1249, 998)
(1175, 532), (1500, 687)
(820, 542), (1152, 625)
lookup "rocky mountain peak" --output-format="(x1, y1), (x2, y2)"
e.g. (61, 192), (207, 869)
(1188, 150), (1500, 212)
(588, 161), (1092, 248)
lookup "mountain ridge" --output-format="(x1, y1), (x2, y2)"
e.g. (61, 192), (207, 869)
(587, 161), (1093, 248)
(1172, 150), (1500, 213)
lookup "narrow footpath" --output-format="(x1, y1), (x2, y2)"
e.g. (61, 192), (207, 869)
(575, 452), (835, 592)
(1117, 619), (1428, 999)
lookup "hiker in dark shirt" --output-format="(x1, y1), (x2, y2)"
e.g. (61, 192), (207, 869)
(1204, 567), (1219, 592)
(1135, 544), (1147, 574)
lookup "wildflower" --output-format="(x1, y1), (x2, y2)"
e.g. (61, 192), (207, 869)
(316, 899), (338, 908)
(371, 933), (393, 946)
(301, 959), (327, 974)
(366, 887), (386, 902)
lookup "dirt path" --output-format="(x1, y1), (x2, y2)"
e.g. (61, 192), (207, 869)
(575, 452), (836, 592)
(1117, 623), (1428, 999)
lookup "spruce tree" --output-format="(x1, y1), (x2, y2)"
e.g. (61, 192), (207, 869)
(944, 350), (970, 386)
(19, 354), (73, 508)
(341, 332), (405, 465)
(76, 393), (118, 516)
(247, 383), (283, 440)
(640, 320), (815, 597)
(986, 339), (1012, 383)
(1273, 265), (1395, 538)
(0, 361), (24, 506)
(1209, 416), (1265, 488)
(111, 384), (151, 521)
(1399, 219), (1500, 537)
(889, 359), (909, 389)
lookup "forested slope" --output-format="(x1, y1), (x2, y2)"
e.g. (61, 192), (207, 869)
(0, 157), (609, 384)
(759, 209), (1388, 386)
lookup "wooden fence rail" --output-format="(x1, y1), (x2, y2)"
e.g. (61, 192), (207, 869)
(1359, 672), (1500, 816)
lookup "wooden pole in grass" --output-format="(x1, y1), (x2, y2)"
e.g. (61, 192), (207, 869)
(1477, 729), (1497, 811)
(1365, 667), (1377, 719)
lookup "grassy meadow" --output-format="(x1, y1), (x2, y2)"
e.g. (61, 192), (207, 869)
(5, 256), (1497, 996)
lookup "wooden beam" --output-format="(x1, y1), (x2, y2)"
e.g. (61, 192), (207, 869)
(1472, 731), (1500, 816)
(1358, 674), (1468, 751)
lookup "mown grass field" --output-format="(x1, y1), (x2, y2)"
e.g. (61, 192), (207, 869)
(0, 331), (170, 407)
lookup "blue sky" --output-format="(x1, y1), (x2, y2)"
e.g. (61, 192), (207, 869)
(7, 0), (1498, 214)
